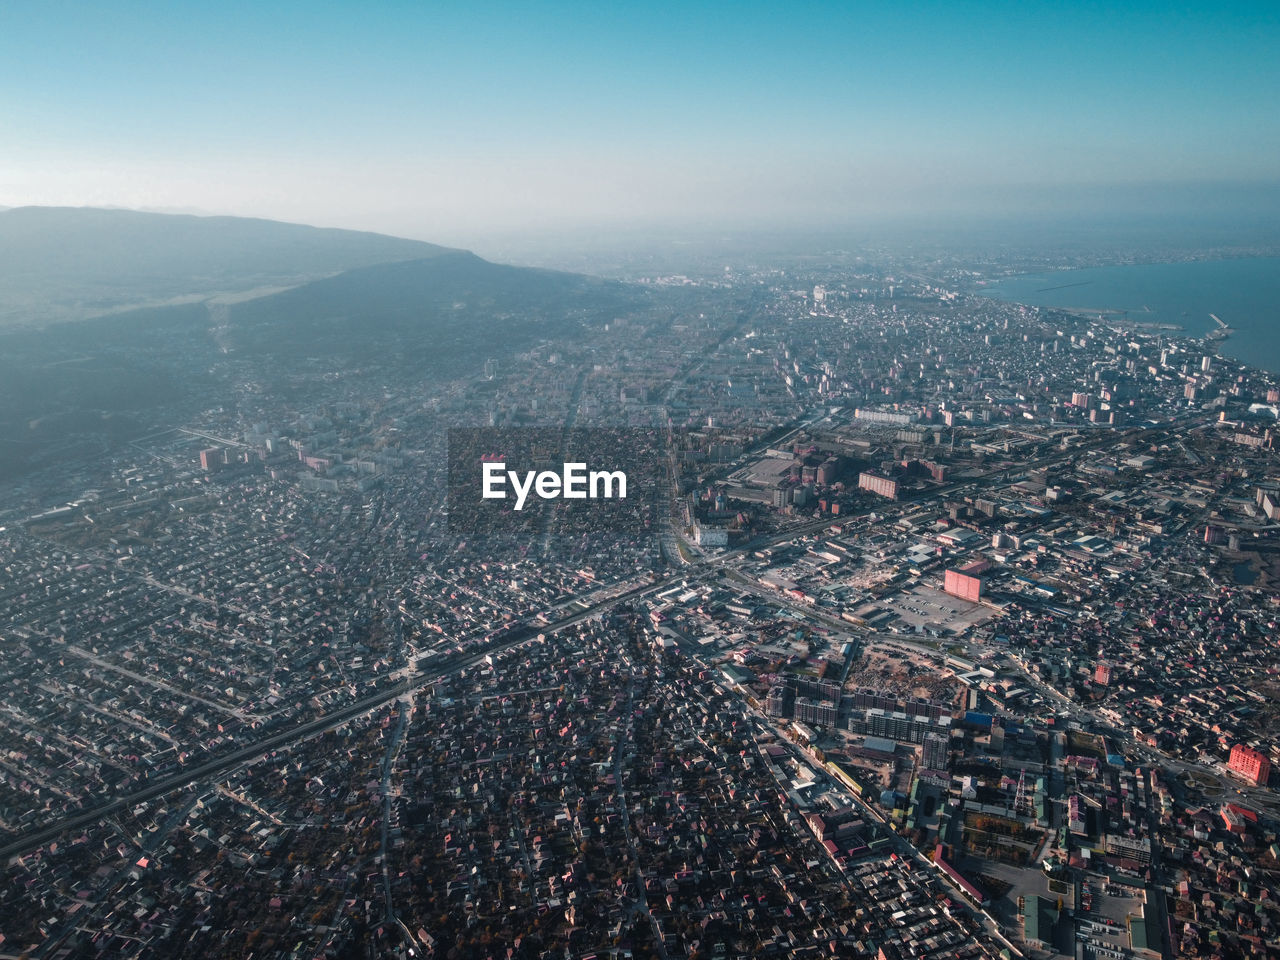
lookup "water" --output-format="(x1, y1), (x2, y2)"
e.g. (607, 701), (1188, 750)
(980, 257), (1280, 374)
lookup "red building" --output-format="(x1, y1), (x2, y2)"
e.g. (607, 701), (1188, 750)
(1229, 743), (1272, 786)
(943, 564), (984, 603)
(858, 471), (899, 500)
(1094, 662), (1112, 686)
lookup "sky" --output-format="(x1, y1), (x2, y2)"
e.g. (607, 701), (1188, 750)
(1, 0), (1278, 245)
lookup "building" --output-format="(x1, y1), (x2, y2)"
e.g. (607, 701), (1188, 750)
(765, 684), (792, 718)
(850, 708), (950, 745)
(848, 688), (950, 721)
(693, 522), (729, 547)
(943, 563), (984, 603)
(794, 676), (843, 702)
(1105, 834), (1152, 866)
(922, 732), (949, 771)
(1067, 794), (1086, 834)
(1257, 486), (1280, 521)
(853, 407), (915, 426)
(1023, 895), (1051, 950)
(1228, 743), (1271, 786)
(793, 697), (839, 728)
(858, 472), (899, 500)
(817, 456), (840, 486)
(199, 447), (223, 471)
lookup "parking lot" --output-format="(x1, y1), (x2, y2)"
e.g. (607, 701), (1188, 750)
(882, 583), (995, 635)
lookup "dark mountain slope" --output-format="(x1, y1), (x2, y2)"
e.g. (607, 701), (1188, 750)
(0, 206), (455, 325)
(0, 239), (648, 479)
(223, 251), (644, 367)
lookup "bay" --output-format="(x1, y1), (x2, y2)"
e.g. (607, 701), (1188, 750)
(980, 257), (1280, 374)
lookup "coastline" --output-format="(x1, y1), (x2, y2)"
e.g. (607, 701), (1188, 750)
(977, 255), (1280, 372)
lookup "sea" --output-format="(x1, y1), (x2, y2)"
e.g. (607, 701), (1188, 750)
(980, 256), (1280, 374)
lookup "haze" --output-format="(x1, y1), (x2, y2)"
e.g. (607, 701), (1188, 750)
(2, 1), (1278, 250)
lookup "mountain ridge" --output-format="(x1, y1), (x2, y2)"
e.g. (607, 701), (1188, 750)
(0, 207), (648, 479)
(0, 206), (459, 325)
(221, 248), (641, 364)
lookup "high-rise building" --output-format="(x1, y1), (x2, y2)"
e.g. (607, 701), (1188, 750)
(923, 732), (949, 771)
(848, 687), (950, 721)
(1104, 834), (1152, 865)
(765, 684), (791, 718)
(944, 564), (984, 603)
(794, 697), (839, 728)
(817, 457), (839, 486)
(1258, 488), (1280, 521)
(850, 708), (950, 745)
(1229, 744), (1271, 786)
(1067, 794), (1086, 834)
(794, 676), (842, 702)
(858, 472), (899, 500)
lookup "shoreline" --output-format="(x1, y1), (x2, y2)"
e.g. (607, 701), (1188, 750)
(977, 255), (1280, 371)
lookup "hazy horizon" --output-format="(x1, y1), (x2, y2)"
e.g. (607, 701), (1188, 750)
(3, 1), (1278, 247)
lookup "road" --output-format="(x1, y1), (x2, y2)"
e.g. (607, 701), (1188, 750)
(713, 532), (1280, 820)
(734, 683), (1023, 958)
(1001, 647), (1280, 816)
(61, 640), (254, 721)
(612, 665), (668, 959)
(0, 577), (668, 862)
(379, 695), (414, 947)
(33, 792), (204, 958)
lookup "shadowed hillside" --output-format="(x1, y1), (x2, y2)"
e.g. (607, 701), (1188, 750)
(0, 206), (456, 325)
(0, 222), (647, 480)
(223, 251), (642, 363)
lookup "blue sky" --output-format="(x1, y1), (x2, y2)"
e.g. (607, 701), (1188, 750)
(1, 1), (1277, 241)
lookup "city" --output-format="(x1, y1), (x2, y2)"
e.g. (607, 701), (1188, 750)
(2, 1), (1279, 958)
(1, 251), (1278, 958)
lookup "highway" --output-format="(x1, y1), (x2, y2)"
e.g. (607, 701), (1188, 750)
(699, 519), (1280, 828)
(2, 483), (846, 865)
(9, 418), (1267, 870)
(739, 565), (1280, 817)
(729, 672), (1023, 958)
(0, 577), (666, 863)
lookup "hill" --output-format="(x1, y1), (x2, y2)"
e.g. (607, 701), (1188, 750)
(0, 212), (647, 479)
(0, 206), (455, 325)
(223, 251), (638, 363)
